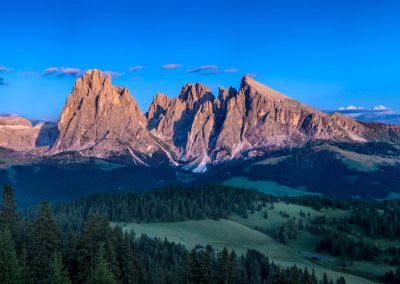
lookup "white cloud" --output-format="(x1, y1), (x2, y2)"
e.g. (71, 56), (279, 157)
(338, 105), (364, 111)
(372, 105), (389, 111)
(334, 105), (400, 124)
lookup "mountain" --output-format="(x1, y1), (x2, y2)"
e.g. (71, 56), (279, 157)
(147, 74), (400, 171)
(2, 69), (400, 172)
(49, 69), (171, 166)
(0, 115), (57, 151)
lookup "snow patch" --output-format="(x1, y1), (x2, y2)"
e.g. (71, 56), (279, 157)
(152, 139), (179, 166)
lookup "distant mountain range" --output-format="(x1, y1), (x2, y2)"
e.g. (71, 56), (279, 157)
(1, 69), (400, 173)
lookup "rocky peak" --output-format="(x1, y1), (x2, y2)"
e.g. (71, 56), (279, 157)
(178, 83), (214, 109)
(240, 75), (291, 102)
(147, 92), (170, 129)
(52, 69), (157, 161)
(218, 86), (237, 103)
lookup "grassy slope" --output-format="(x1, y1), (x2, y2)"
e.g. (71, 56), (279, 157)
(321, 145), (400, 172)
(222, 177), (317, 196)
(118, 202), (378, 284)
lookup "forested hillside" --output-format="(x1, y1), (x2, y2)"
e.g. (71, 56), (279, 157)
(0, 184), (349, 284)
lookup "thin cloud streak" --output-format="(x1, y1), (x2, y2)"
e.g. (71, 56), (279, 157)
(128, 66), (145, 72)
(187, 65), (218, 73)
(44, 67), (59, 75)
(103, 70), (124, 77)
(43, 67), (82, 78)
(0, 65), (13, 71)
(222, 68), (239, 73)
(161, 64), (182, 70)
(58, 67), (81, 77)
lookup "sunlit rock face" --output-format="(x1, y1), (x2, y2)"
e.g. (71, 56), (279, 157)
(0, 116), (57, 151)
(51, 69), (159, 165)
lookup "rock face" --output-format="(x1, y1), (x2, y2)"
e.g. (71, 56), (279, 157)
(2, 69), (400, 171)
(51, 69), (159, 165)
(0, 116), (57, 151)
(147, 75), (400, 171)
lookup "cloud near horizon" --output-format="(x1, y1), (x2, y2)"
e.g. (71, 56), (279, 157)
(333, 105), (400, 124)
(160, 64), (182, 70)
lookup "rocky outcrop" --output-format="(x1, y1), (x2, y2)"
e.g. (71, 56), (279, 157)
(148, 75), (400, 169)
(0, 116), (57, 151)
(51, 69), (159, 165)
(147, 83), (215, 153)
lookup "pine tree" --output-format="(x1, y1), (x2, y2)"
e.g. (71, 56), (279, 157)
(91, 243), (117, 284)
(0, 185), (18, 235)
(0, 229), (21, 284)
(199, 249), (214, 284)
(30, 200), (60, 283)
(132, 241), (144, 283)
(76, 214), (110, 283)
(119, 233), (137, 284)
(187, 248), (200, 284)
(217, 247), (231, 284)
(19, 245), (33, 284)
(47, 250), (71, 284)
(228, 250), (238, 283)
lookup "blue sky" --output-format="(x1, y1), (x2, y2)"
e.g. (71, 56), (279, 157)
(1, 0), (400, 120)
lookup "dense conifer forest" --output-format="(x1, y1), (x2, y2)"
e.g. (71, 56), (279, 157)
(0, 184), (352, 284)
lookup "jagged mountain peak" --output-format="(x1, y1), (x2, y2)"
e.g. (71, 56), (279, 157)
(51, 69), (160, 163)
(178, 82), (214, 103)
(240, 75), (291, 102)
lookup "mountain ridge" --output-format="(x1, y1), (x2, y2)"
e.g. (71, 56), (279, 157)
(2, 69), (400, 172)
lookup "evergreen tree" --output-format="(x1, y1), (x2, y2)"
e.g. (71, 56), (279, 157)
(217, 247), (231, 284)
(132, 241), (144, 283)
(0, 229), (21, 284)
(19, 245), (33, 284)
(0, 185), (18, 235)
(75, 214), (110, 283)
(91, 243), (117, 284)
(187, 248), (200, 284)
(30, 200), (60, 283)
(199, 249), (214, 284)
(47, 250), (71, 284)
(228, 250), (238, 283)
(119, 233), (138, 284)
